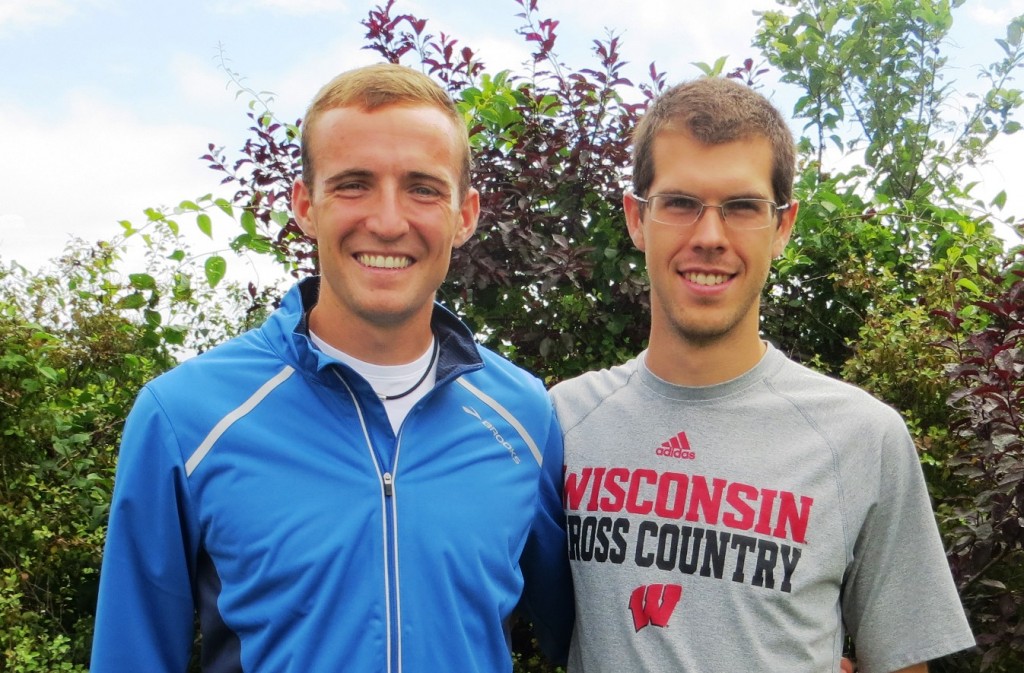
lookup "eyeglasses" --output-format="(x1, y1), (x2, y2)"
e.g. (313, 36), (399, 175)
(632, 193), (790, 230)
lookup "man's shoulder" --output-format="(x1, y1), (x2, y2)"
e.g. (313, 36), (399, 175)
(471, 345), (550, 401)
(549, 357), (640, 427)
(768, 351), (905, 427)
(147, 283), (304, 396)
(140, 325), (285, 418)
(551, 359), (637, 397)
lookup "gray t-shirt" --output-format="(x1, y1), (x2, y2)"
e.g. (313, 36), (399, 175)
(551, 344), (974, 673)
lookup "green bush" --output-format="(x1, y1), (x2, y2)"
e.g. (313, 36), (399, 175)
(0, 248), (172, 671)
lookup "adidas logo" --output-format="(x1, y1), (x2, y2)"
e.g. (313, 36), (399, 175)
(655, 431), (695, 459)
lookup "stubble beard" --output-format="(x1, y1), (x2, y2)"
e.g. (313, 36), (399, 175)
(658, 289), (764, 350)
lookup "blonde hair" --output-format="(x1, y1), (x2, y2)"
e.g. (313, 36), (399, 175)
(301, 63), (471, 198)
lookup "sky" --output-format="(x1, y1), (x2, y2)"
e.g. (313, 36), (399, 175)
(1, 0), (1022, 276)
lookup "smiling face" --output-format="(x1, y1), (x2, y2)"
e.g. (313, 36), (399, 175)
(625, 129), (797, 363)
(292, 104), (479, 361)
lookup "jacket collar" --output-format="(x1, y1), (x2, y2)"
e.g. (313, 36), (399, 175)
(272, 277), (484, 387)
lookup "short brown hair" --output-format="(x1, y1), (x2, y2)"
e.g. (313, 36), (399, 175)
(632, 78), (796, 206)
(300, 63), (471, 198)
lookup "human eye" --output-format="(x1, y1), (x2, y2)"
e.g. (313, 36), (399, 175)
(657, 195), (702, 214)
(326, 179), (368, 197)
(723, 199), (769, 218)
(410, 184), (443, 199)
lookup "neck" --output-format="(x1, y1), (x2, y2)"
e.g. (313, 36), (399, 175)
(644, 328), (767, 387)
(307, 306), (435, 366)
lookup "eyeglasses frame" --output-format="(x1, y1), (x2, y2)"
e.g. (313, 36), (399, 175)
(631, 192), (791, 230)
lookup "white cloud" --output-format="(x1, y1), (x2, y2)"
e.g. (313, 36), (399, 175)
(0, 91), (233, 270)
(210, 0), (350, 16)
(0, 213), (25, 232)
(255, 43), (377, 123)
(965, 1), (1024, 26)
(0, 0), (74, 28)
(0, 0), (109, 36)
(170, 51), (247, 114)
(539, 0), (765, 77)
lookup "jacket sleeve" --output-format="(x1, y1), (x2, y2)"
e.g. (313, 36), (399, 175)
(90, 387), (200, 672)
(517, 400), (575, 665)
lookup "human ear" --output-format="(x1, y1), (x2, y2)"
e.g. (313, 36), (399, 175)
(624, 192), (646, 251)
(452, 187), (481, 248)
(292, 179), (317, 240)
(772, 200), (798, 258)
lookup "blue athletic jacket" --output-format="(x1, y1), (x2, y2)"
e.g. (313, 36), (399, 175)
(90, 278), (572, 672)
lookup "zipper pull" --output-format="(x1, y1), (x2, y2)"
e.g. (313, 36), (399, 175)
(383, 472), (393, 497)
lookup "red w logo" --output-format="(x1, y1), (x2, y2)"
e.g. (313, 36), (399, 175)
(628, 584), (682, 631)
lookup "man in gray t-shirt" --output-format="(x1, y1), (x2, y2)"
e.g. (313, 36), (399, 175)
(550, 78), (974, 673)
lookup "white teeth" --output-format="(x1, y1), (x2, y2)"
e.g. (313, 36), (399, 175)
(686, 272), (729, 286)
(358, 254), (411, 269)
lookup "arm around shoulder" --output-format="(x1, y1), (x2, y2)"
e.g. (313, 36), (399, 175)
(892, 664), (928, 673)
(516, 405), (574, 664)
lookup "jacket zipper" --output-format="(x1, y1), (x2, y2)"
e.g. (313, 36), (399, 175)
(383, 439), (400, 673)
(333, 370), (403, 672)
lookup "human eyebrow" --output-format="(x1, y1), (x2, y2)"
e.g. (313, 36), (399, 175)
(656, 190), (773, 203)
(723, 191), (775, 202)
(654, 190), (701, 199)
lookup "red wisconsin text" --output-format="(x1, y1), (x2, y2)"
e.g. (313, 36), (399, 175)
(564, 467), (814, 544)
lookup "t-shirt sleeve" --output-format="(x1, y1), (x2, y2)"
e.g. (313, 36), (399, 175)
(841, 415), (975, 673)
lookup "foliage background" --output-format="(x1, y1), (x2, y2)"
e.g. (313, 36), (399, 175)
(2, 0), (1023, 670)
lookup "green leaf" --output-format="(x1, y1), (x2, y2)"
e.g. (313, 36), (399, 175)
(270, 210), (291, 228)
(118, 292), (147, 309)
(37, 366), (59, 381)
(956, 277), (981, 295)
(241, 210), (258, 237)
(1009, 18), (1023, 47)
(215, 198), (234, 217)
(204, 255), (227, 288)
(992, 190), (1007, 209)
(128, 273), (156, 290)
(196, 213), (213, 238)
(172, 273), (192, 301)
(162, 326), (187, 345)
(691, 56), (728, 77)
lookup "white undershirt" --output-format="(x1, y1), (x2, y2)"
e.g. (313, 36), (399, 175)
(309, 330), (438, 434)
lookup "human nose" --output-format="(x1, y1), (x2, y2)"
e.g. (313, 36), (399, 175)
(364, 187), (409, 240)
(689, 204), (729, 249)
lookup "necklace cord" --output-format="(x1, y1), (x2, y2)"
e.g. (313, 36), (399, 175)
(378, 336), (439, 401)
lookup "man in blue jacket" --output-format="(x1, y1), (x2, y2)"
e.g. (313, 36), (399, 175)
(90, 63), (573, 672)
